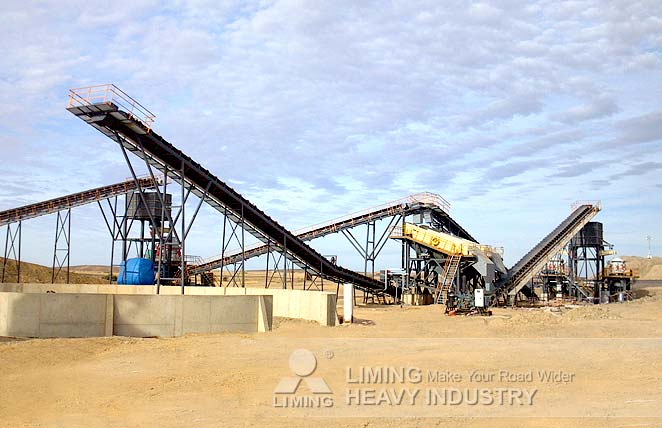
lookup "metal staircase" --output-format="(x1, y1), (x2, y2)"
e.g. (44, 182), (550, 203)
(569, 277), (593, 300)
(435, 255), (461, 304)
(186, 256), (215, 286)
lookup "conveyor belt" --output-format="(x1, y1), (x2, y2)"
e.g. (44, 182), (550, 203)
(192, 192), (474, 274)
(0, 178), (156, 226)
(428, 209), (476, 243)
(67, 99), (396, 296)
(504, 204), (600, 297)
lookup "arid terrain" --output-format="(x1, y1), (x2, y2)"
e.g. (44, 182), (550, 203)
(622, 256), (662, 280)
(0, 258), (110, 284)
(1, 255), (658, 285)
(1, 277), (662, 427)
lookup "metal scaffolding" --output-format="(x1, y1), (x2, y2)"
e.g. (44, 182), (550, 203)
(190, 192), (465, 276)
(51, 209), (71, 283)
(1, 221), (21, 283)
(0, 178), (157, 284)
(67, 84), (397, 296)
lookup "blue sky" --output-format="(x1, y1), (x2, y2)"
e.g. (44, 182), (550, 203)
(1, 0), (661, 270)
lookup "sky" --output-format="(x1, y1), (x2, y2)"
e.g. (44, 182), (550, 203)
(0, 0), (661, 271)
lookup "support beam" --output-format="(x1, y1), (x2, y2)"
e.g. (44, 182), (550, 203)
(67, 88), (397, 296)
(344, 283), (354, 323)
(180, 160), (186, 293)
(51, 209), (71, 284)
(2, 221), (21, 283)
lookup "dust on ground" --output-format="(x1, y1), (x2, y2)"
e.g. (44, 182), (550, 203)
(1, 283), (662, 427)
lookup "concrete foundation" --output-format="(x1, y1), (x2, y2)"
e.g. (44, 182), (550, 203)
(0, 291), (272, 338)
(402, 292), (433, 306)
(0, 283), (337, 326)
(0, 292), (112, 338)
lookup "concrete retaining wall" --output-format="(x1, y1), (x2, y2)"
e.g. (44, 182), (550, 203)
(0, 292), (112, 338)
(0, 291), (271, 338)
(0, 283), (337, 326)
(112, 294), (272, 337)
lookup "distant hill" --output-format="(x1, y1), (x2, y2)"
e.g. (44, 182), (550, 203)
(0, 258), (109, 284)
(2, 256), (660, 284)
(621, 256), (662, 280)
(70, 265), (120, 275)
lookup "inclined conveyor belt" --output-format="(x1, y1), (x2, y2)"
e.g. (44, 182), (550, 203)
(67, 101), (396, 295)
(192, 192), (476, 274)
(0, 178), (156, 227)
(504, 204), (600, 296)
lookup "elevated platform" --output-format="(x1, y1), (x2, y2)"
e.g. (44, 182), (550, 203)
(390, 223), (506, 308)
(67, 84), (396, 297)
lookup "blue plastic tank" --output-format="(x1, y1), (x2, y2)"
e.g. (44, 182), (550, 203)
(118, 258), (155, 285)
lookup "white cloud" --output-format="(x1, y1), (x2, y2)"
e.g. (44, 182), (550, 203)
(0, 0), (660, 267)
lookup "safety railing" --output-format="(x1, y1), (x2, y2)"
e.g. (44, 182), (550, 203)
(391, 224), (499, 256)
(390, 225), (407, 238)
(184, 255), (205, 264)
(68, 84), (156, 131)
(124, 172), (169, 186)
(491, 246), (505, 257)
(293, 192), (450, 237)
(408, 192), (451, 212)
(194, 193), (451, 268)
(571, 200), (602, 211)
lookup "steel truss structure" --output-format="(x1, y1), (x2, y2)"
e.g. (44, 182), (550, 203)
(341, 217), (396, 278)
(67, 84), (401, 297)
(501, 203), (601, 303)
(522, 224), (625, 304)
(1, 222), (21, 283)
(400, 249), (485, 310)
(0, 178), (156, 284)
(51, 209), (71, 283)
(190, 193), (473, 302)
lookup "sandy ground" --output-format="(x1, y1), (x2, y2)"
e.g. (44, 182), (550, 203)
(1, 284), (662, 427)
(622, 257), (662, 280)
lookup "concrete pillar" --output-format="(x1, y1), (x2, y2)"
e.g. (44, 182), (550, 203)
(257, 296), (270, 332)
(343, 283), (354, 323)
(173, 296), (184, 337)
(104, 294), (114, 336)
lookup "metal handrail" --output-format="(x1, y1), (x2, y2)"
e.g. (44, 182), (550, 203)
(571, 200), (602, 211)
(194, 192), (451, 267)
(124, 172), (170, 185)
(294, 192), (450, 236)
(391, 223), (500, 256)
(68, 84), (156, 131)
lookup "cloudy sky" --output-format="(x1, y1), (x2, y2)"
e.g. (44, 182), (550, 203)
(1, 0), (661, 270)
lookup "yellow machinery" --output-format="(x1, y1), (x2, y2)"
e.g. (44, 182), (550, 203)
(391, 223), (499, 257)
(389, 222), (506, 312)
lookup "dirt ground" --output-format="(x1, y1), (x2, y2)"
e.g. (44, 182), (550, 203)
(623, 256), (662, 280)
(0, 258), (110, 284)
(1, 284), (662, 427)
